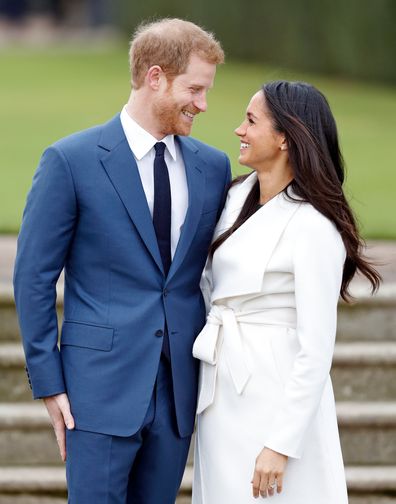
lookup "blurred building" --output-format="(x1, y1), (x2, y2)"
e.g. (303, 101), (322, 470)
(0, 0), (117, 45)
(0, 0), (113, 26)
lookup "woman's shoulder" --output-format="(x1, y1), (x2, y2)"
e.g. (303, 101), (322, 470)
(287, 201), (346, 266)
(226, 182), (242, 200)
(291, 200), (343, 244)
(223, 173), (255, 207)
(227, 174), (251, 195)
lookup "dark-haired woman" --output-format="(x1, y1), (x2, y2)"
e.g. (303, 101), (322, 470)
(192, 81), (380, 503)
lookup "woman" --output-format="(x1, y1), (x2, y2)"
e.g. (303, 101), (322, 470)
(192, 81), (380, 503)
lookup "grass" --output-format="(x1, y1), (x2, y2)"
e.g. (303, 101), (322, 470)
(0, 47), (395, 237)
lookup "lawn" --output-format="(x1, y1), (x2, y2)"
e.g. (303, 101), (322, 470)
(0, 47), (395, 237)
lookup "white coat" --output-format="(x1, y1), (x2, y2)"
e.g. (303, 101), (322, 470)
(192, 172), (349, 503)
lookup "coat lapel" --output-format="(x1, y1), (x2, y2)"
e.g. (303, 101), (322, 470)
(213, 171), (257, 239)
(98, 115), (164, 274)
(210, 173), (302, 301)
(167, 136), (205, 282)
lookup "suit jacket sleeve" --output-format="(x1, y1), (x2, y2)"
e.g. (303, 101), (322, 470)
(217, 154), (232, 221)
(13, 146), (77, 399)
(264, 214), (346, 458)
(201, 155), (232, 314)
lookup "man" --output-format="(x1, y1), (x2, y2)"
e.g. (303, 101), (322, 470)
(13, 18), (231, 503)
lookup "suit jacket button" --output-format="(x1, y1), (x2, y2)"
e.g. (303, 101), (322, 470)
(163, 289), (168, 297)
(155, 330), (163, 337)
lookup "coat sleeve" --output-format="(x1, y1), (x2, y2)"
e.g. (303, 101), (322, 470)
(263, 212), (346, 458)
(199, 260), (213, 315)
(13, 146), (77, 399)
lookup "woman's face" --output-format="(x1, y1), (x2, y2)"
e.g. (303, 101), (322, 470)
(235, 91), (286, 171)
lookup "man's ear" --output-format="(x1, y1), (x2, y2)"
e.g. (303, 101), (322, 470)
(146, 65), (164, 90)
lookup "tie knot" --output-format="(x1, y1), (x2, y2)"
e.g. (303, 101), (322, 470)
(154, 142), (166, 158)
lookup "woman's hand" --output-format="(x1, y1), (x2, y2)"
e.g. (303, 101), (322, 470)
(251, 447), (288, 498)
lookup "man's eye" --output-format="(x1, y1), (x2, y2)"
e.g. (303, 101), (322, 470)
(248, 118), (255, 124)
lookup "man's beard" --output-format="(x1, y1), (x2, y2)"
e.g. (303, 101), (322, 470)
(154, 93), (197, 137)
(154, 99), (186, 136)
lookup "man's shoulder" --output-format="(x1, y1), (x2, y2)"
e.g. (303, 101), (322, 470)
(181, 136), (228, 161)
(51, 114), (120, 153)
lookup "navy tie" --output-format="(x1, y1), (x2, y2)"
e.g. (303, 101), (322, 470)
(153, 142), (172, 276)
(153, 142), (172, 361)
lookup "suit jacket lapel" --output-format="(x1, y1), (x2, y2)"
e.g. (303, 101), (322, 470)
(167, 136), (205, 282)
(98, 115), (164, 274)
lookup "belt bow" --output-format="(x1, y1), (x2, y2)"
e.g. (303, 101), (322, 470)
(192, 305), (251, 414)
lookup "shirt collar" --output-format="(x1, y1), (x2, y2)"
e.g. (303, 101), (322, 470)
(120, 106), (177, 161)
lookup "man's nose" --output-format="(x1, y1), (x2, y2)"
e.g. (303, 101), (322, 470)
(194, 93), (207, 113)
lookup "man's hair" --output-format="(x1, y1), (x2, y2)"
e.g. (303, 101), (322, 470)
(129, 18), (224, 89)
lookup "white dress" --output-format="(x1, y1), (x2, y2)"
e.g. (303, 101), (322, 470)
(192, 172), (349, 503)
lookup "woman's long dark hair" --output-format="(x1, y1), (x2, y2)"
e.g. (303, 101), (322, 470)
(210, 81), (381, 301)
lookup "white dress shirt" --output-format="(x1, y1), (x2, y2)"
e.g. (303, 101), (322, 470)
(120, 106), (189, 258)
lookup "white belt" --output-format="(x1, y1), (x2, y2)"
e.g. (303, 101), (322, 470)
(193, 305), (293, 414)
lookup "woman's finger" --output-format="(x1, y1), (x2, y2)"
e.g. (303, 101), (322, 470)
(259, 471), (269, 498)
(276, 472), (283, 493)
(251, 470), (261, 498)
(267, 473), (276, 497)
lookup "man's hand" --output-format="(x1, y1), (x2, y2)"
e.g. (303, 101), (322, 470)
(43, 393), (75, 462)
(251, 447), (288, 498)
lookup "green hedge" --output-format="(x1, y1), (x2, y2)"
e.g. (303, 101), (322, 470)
(115, 0), (396, 84)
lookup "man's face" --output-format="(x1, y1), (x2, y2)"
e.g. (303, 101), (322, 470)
(154, 53), (217, 137)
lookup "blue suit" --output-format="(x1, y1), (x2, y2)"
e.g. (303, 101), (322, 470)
(14, 115), (231, 502)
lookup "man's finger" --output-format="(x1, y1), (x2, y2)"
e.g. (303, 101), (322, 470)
(53, 418), (66, 461)
(43, 394), (73, 461)
(57, 395), (75, 430)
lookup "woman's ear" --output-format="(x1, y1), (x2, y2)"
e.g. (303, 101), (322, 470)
(280, 138), (288, 151)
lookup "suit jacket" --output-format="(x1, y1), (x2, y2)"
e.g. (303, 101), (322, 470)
(13, 114), (231, 438)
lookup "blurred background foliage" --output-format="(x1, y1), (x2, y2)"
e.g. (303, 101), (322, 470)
(115, 0), (396, 84)
(0, 0), (395, 238)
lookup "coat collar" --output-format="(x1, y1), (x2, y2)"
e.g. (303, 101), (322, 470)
(207, 172), (302, 302)
(98, 114), (205, 280)
(213, 171), (257, 239)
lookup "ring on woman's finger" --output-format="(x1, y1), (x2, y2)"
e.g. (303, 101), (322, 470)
(268, 481), (276, 489)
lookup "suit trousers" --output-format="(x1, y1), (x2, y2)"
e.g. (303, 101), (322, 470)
(65, 355), (191, 503)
